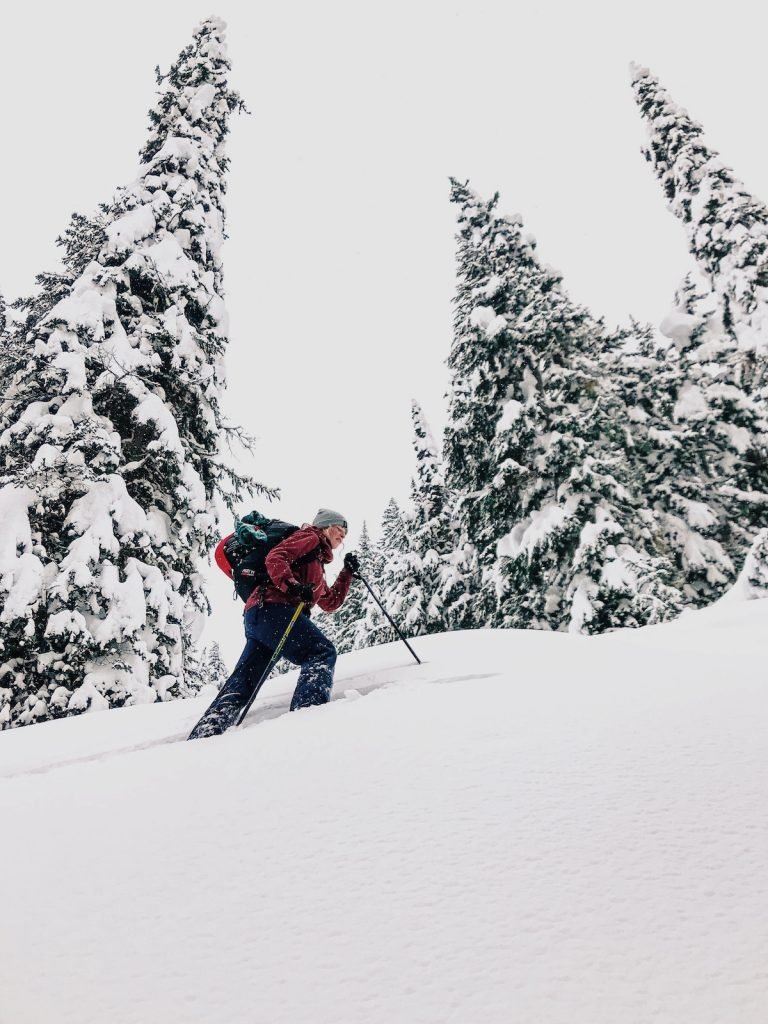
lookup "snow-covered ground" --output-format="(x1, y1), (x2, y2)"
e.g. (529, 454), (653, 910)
(1, 601), (767, 1024)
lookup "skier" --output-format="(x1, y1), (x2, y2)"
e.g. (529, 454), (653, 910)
(188, 509), (359, 739)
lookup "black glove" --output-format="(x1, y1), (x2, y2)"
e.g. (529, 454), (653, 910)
(287, 581), (314, 605)
(344, 552), (360, 575)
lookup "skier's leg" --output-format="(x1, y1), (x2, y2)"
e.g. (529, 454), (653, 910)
(273, 614), (337, 711)
(188, 608), (272, 739)
(234, 605), (338, 712)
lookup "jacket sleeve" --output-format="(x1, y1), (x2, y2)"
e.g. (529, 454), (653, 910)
(265, 529), (321, 592)
(317, 567), (354, 613)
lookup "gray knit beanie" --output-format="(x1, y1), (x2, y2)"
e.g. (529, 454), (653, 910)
(312, 508), (348, 530)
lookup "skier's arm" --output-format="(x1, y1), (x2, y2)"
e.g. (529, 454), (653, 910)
(317, 567), (353, 613)
(265, 529), (320, 592)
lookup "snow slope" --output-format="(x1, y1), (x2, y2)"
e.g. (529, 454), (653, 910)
(1, 602), (767, 1024)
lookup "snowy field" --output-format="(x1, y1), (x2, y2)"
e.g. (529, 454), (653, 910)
(1, 601), (767, 1024)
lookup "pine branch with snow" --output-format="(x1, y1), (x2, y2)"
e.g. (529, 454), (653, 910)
(11, 210), (109, 334)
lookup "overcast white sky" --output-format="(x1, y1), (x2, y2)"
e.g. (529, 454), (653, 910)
(3, 0), (767, 662)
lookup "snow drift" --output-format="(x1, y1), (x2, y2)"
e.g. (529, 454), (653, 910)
(1, 600), (767, 1024)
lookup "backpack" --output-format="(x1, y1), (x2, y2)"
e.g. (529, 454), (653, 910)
(218, 511), (320, 602)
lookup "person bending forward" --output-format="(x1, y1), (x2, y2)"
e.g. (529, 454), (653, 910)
(188, 508), (359, 740)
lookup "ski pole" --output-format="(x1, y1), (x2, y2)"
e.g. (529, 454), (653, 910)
(355, 572), (421, 665)
(235, 602), (305, 727)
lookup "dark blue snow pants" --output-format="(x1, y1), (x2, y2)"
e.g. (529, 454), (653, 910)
(188, 603), (337, 739)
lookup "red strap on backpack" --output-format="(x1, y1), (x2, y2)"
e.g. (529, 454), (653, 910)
(215, 534), (234, 580)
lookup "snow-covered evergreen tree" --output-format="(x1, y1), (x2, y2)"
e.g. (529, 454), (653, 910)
(365, 507), (390, 596)
(364, 500), (412, 647)
(629, 65), (768, 592)
(442, 179), (681, 634)
(616, 275), (768, 605)
(1, 213), (110, 469)
(716, 527), (768, 602)
(384, 401), (451, 637)
(0, 291), (8, 385)
(738, 528), (768, 597)
(0, 19), (267, 729)
(631, 64), (768, 373)
(179, 644), (207, 697)
(0, 293), (25, 403)
(202, 641), (228, 690)
(440, 183), (507, 630)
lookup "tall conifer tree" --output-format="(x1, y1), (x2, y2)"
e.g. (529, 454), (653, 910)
(388, 401), (451, 636)
(629, 66), (768, 583)
(440, 183), (507, 629)
(364, 501), (411, 647)
(0, 19), (267, 729)
(631, 63), (768, 376)
(442, 180), (680, 634)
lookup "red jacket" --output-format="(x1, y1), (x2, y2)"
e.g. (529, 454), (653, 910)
(243, 525), (353, 614)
